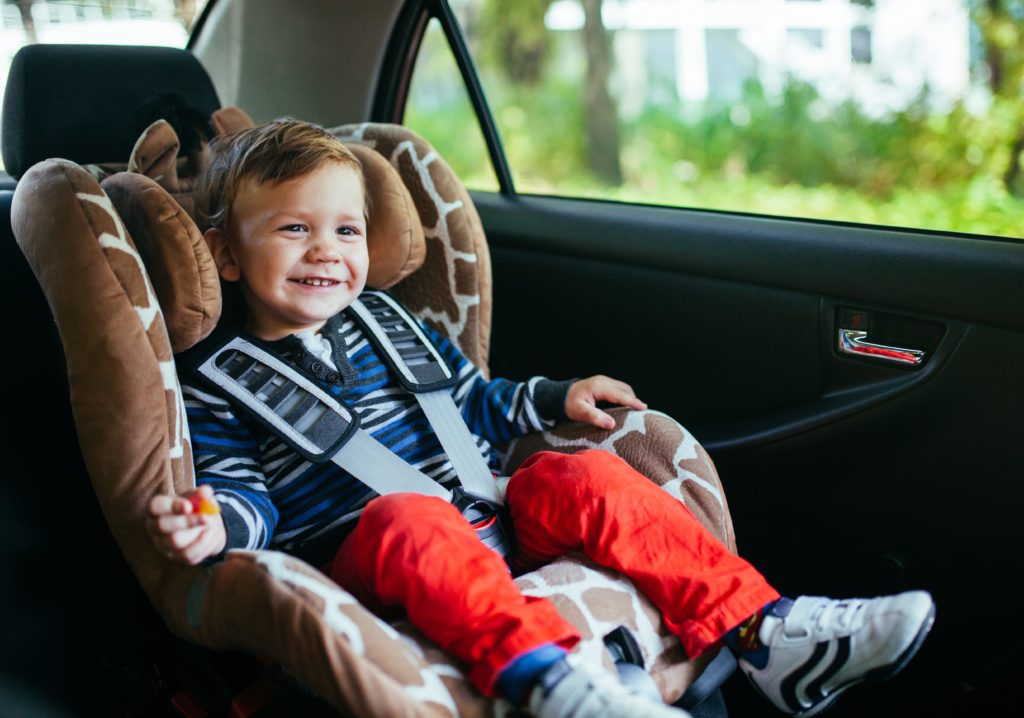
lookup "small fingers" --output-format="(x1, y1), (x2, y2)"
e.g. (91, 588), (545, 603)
(154, 512), (209, 536)
(166, 524), (206, 551)
(180, 527), (221, 565)
(576, 402), (615, 431)
(149, 493), (181, 517)
(586, 377), (647, 411)
(603, 387), (647, 411)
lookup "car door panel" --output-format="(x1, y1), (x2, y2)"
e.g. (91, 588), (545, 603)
(477, 191), (1024, 713)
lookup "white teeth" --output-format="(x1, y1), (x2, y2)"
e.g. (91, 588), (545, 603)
(295, 278), (338, 286)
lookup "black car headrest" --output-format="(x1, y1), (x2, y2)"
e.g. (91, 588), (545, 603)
(2, 44), (220, 179)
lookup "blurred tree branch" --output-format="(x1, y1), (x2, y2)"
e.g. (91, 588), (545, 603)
(581, 0), (622, 184)
(173, 0), (197, 31)
(6, 0), (37, 44)
(973, 0), (1024, 195)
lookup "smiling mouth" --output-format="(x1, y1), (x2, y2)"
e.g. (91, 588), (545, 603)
(291, 278), (342, 287)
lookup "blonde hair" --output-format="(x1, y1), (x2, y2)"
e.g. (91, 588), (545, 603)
(197, 118), (364, 232)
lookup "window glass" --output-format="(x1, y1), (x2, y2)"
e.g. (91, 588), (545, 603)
(0, 0), (206, 173)
(448, 0), (1024, 240)
(403, 18), (499, 191)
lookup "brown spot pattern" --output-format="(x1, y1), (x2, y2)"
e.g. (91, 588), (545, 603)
(545, 594), (595, 641)
(582, 587), (638, 628)
(530, 561), (587, 587)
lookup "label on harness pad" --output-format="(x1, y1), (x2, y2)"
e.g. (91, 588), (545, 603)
(196, 337), (359, 463)
(350, 291), (457, 393)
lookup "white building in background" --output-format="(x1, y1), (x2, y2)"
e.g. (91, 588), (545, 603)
(548, 0), (972, 116)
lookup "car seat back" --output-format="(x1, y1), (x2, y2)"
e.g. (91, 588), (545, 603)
(1, 43), (219, 179)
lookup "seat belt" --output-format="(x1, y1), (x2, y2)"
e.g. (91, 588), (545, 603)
(348, 290), (501, 504)
(194, 291), (510, 556)
(195, 335), (451, 501)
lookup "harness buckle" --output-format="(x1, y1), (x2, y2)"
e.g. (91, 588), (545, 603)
(451, 486), (515, 563)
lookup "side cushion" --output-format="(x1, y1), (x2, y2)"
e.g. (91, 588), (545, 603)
(10, 160), (198, 628)
(331, 123), (493, 376)
(101, 173), (221, 353)
(503, 408), (737, 552)
(349, 143), (427, 290)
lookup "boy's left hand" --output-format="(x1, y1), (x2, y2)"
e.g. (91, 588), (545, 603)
(566, 375), (647, 430)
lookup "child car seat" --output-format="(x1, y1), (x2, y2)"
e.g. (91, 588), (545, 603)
(5, 43), (738, 716)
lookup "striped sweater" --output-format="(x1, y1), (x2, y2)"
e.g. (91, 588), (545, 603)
(182, 304), (571, 564)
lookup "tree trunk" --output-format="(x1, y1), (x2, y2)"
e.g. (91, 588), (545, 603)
(174, 0), (198, 30)
(581, 0), (623, 185)
(984, 0), (1005, 93)
(16, 0), (37, 44)
(1003, 130), (1024, 197)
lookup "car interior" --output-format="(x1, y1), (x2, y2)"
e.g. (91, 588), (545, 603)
(1, 35), (736, 718)
(2, 1), (1023, 717)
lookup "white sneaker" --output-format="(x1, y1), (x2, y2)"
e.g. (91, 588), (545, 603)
(740, 591), (935, 716)
(527, 658), (691, 718)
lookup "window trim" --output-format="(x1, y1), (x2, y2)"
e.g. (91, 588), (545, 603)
(374, 0), (515, 195)
(186, 0), (217, 49)
(370, 0), (431, 125)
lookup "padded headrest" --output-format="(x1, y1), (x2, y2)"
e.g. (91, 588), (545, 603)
(102, 118), (426, 350)
(2, 44), (220, 179)
(348, 144), (427, 290)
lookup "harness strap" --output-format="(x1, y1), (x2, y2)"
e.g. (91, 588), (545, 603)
(415, 391), (502, 504)
(195, 336), (452, 501)
(195, 291), (504, 506)
(332, 431), (451, 501)
(349, 291), (502, 504)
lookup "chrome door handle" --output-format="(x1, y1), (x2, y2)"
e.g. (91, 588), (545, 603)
(838, 329), (926, 367)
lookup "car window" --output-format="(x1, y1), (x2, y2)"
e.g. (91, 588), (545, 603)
(408, 0), (1024, 240)
(0, 0), (206, 173)
(404, 16), (500, 192)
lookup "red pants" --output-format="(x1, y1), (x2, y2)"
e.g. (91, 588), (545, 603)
(330, 449), (779, 695)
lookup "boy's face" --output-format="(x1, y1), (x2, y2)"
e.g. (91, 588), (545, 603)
(206, 162), (369, 340)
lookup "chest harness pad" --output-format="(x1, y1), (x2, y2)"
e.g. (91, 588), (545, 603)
(194, 289), (512, 560)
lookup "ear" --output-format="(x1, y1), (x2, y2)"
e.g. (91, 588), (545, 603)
(204, 228), (241, 282)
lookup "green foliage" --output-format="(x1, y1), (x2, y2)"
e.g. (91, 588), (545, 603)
(409, 5), (1024, 240)
(411, 68), (1024, 238)
(403, 99), (499, 192)
(477, 0), (555, 85)
(604, 76), (1022, 238)
(481, 71), (590, 189)
(404, 19), (498, 190)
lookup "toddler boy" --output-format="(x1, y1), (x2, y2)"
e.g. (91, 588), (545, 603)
(147, 120), (934, 718)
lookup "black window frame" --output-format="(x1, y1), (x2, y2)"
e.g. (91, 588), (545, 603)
(371, 0), (515, 195)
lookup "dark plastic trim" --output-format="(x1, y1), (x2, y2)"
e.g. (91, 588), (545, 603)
(370, 0), (431, 123)
(432, 0), (515, 194)
(474, 192), (1024, 334)
(676, 649), (736, 711)
(186, 0), (217, 50)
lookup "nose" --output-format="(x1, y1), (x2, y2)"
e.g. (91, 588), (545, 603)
(306, 230), (342, 262)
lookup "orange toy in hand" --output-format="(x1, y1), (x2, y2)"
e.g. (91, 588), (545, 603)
(189, 493), (221, 515)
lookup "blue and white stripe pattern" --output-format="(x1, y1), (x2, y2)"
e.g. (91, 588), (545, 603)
(183, 308), (565, 561)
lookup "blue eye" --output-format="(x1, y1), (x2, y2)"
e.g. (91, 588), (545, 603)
(280, 224), (307, 233)
(337, 226), (361, 237)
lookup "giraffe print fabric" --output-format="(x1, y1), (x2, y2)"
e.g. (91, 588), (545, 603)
(10, 121), (738, 716)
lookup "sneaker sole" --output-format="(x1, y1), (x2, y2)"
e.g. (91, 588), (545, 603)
(793, 601), (937, 717)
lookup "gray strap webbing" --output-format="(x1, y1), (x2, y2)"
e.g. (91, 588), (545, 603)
(196, 337), (452, 501)
(350, 297), (502, 504)
(332, 431), (451, 500)
(415, 391), (501, 503)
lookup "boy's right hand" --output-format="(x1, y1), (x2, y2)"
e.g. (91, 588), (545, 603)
(146, 485), (227, 565)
